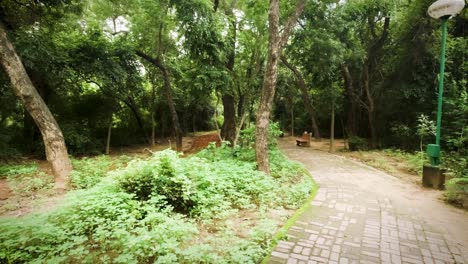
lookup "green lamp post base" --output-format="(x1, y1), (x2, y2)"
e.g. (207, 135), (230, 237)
(423, 144), (446, 189)
(427, 143), (441, 166)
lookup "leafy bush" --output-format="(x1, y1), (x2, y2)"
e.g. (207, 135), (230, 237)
(118, 152), (195, 213)
(348, 136), (368, 151)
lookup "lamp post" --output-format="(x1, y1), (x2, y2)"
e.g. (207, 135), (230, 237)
(422, 0), (465, 189)
(426, 0), (465, 166)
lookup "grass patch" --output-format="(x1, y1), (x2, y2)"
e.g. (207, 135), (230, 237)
(342, 149), (425, 176)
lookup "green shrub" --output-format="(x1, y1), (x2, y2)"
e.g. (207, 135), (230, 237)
(348, 136), (368, 151)
(117, 151), (195, 214)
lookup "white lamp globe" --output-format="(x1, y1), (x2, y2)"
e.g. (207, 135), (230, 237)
(428, 0), (465, 19)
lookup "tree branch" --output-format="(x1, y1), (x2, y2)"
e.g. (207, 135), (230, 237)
(279, 0), (305, 48)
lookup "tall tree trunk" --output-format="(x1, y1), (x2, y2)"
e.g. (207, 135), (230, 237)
(213, 95), (223, 142)
(136, 51), (183, 151)
(151, 82), (156, 147)
(255, 0), (305, 174)
(281, 56), (320, 140)
(106, 115), (112, 155)
(0, 21), (72, 189)
(233, 111), (248, 147)
(221, 94), (236, 143)
(342, 64), (359, 137)
(221, 4), (238, 145)
(151, 111), (156, 147)
(291, 105), (295, 137)
(363, 63), (376, 148)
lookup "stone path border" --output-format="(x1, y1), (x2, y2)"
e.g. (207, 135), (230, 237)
(267, 139), (468, 264)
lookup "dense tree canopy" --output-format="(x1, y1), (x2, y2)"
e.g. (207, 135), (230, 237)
(0, 0), (466, 175)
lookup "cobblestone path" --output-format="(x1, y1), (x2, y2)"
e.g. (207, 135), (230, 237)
(268, 139), (468, 264)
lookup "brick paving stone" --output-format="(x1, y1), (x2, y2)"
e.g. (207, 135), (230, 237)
(267, 142), (468, 264)
(301, 247), (311, 256)
(272, 251), (289, 259)
(290, 253), (308, 261)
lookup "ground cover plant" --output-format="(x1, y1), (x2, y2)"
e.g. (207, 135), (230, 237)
(0, 137), (313, 263)
(0, 155), (132, 214)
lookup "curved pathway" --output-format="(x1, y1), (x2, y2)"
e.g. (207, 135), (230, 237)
(269, 139), (468, 264)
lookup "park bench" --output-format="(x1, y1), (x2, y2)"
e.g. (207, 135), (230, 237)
(296, 132), (311, 147)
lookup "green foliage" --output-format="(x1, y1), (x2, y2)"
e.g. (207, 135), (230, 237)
(118, 152), (195, 213)
(416, 114), (436, 138)
(348, 136), (368, 151)
(443, 152), (467, 179)
(445, 177), (468, 207)
(70, 155), (130, 189)
(238, 122), (283, 149)
(7, 172), (54, 196)
(0, 145), (313, 262)
(62, 124), (103, 155)
(0, 163), (51, 196)
(0, 183), (198, 263)
(0, 163), (38, 177)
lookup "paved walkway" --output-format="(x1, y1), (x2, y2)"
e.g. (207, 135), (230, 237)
(269, 139), (468, 264)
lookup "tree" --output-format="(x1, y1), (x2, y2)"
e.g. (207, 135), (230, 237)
(0, 22), (72, 188)
(281, 55), (320, 140)
(255, 0), (305, 174)
(137, 51), (183, 151)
